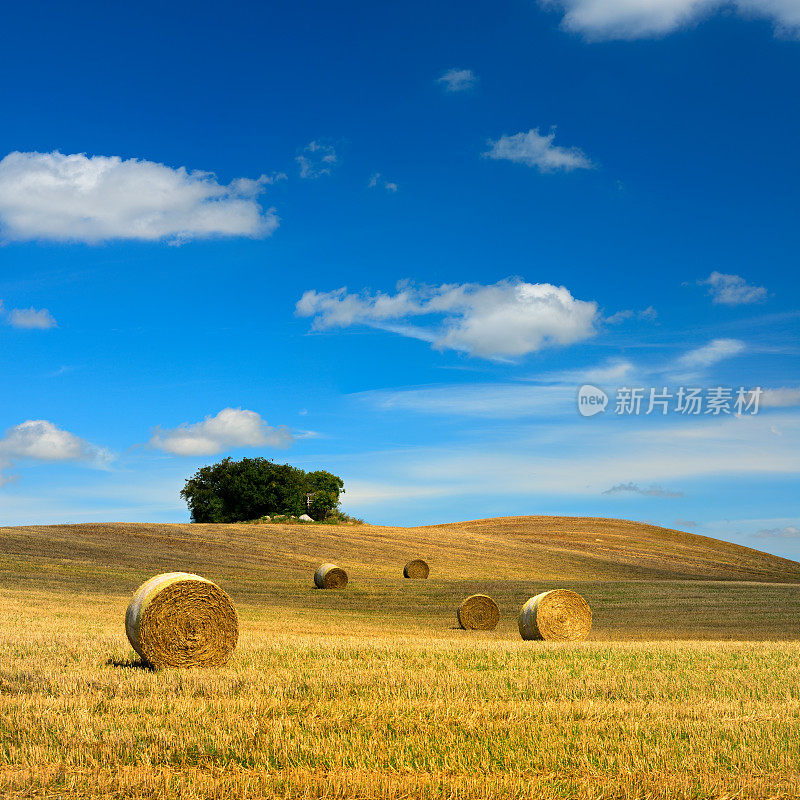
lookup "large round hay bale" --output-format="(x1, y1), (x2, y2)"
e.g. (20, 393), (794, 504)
(125, 572), (238, 668)
(457, 594), (499, 630)
(518, 589), (592, 641)
(314, 563), (348, 589)
(403, 559), (430, 579)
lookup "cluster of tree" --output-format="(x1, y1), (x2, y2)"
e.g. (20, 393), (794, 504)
(180, 457), (345, 523)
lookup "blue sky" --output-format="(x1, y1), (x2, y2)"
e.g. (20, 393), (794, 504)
(1, 0), (798, 557)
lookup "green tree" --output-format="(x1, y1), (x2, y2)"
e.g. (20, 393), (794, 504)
(307, 490), (338, 521)
(180, 457), (344, 523)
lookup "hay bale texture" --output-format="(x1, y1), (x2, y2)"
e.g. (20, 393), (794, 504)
(518, 589), (592, 641)
(457, 594), (500, 630)
(403, 559), (430, 579)
(125, 572), (238, 668)
(314, 563), (348, 589)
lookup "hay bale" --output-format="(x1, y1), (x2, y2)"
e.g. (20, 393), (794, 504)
(457, 594), (499, 630)
(518, 589), (592, 641)
(314, 563), (348, 589)
(125, 572), (238, 668)
(403, 559), (430, 579)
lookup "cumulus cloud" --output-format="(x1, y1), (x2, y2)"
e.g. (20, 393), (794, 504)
(541, 0), (800, 40)
(296, 279), (600, 359)
(296, 141), (337, 179)
(436, 68), (477, 92)
(0, 151), (278, 243)
(602, 482), (685, 497)
(700, 271), (768, 306)
(7, 306), (57, 329)
(0, 419), (111, 483)
(484, 128), (594, 173)
(149, 407), (293, 456)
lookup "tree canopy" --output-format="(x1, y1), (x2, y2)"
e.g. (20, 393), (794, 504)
(180, 457), (345, 523)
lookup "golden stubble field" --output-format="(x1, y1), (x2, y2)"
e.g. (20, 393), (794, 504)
(2, 517), (800, 799)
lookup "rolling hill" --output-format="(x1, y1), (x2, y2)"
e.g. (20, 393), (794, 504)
(2, 515), (799, 598)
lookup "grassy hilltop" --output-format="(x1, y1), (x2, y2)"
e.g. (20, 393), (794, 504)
(2, 516), (800, 798)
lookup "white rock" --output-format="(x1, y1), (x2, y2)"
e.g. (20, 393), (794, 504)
(298, 513), (314, 522)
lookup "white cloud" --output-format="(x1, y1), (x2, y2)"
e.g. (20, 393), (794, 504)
(761, 387), (800, 408)
(603, 482), (684, 497)
(700, 271), (768, 306)
(296, 141), (337, 179)
(674, 338), (746, 370)
(296, 279), (600, 359)
(436, 68), (477, 92)
(0, 419), (111, 483)
(149, 407), (293, 456)
(7, 306), (57, 329)
(368, 173), (398, 192)
(484, 128), (594, 173)
(0, 151), (278, 243)
(541, 0), (800, 39)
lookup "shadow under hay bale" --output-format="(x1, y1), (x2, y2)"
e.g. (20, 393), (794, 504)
(125, 572), (239, 669)
(314, 563), (348, 589)
(518, 589), (592, 641)
(403, 559), (430, 579)
(457, 594), (499, 630)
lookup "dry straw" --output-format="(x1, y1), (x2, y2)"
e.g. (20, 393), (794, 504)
(457, 594), (500, 630)
(518, 589), (592, 641)
(125, 572), (238, 668)
(314, 563), (348, 589)
(403, 559), (430, 579)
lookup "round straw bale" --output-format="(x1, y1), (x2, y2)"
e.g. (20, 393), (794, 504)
(457, 594), (499, 630)
(518, 589), (592, 641)
(125, 572), (238, 668)
(403, 559), (430, 579)
(314, 563), (348, 589)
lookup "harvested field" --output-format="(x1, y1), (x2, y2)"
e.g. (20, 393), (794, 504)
(2, 517), (800, 798)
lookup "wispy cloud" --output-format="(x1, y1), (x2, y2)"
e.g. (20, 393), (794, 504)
(296, 279), (600, 360)
(296, 141), (338, 179)
(358, 383), (574, 418)
(674, 338), (746, 370)
(700, 271), (768, 306)
(605, 306), (658, 324)
(0, 151), (278, 243)
(484, 128), (593, 173)
(603, 482), (684, 498)
(149, 407), (293, 456)
(755, 525), (800, 538)
(368, 173), (398, 192)
(436, 68), (476, 92)
(761, 387), (800, 408)
(541, 0), (800, 40)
